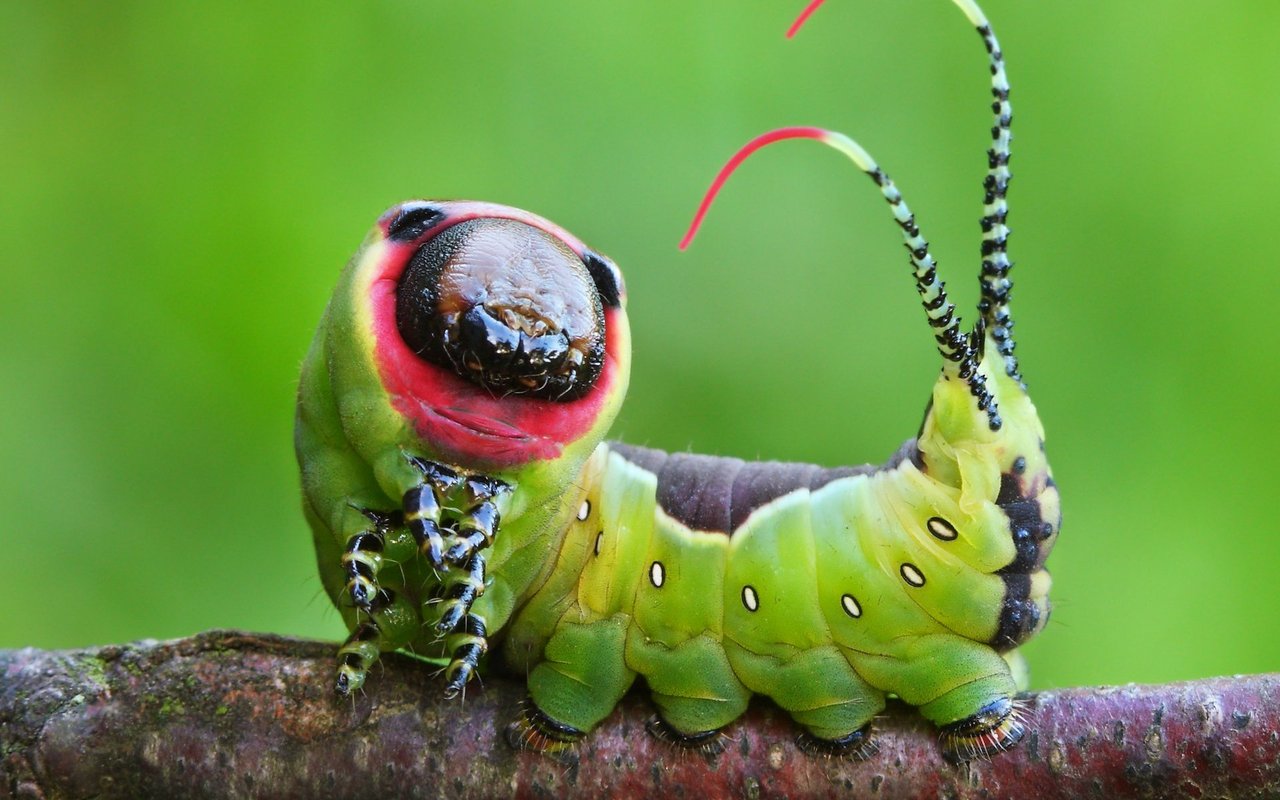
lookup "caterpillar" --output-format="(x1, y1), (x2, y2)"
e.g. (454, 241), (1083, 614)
(294, 0), (1058, 762)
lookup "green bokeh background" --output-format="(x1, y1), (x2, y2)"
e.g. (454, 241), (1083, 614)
(3, 1), (1278, 692)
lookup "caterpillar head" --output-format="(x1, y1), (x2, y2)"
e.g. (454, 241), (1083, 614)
(394, 213), (615, 402)
(681, 0), (1049, 497)
(321, 200), (630, 471)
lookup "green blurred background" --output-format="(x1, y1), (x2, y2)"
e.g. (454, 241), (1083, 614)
(3, 0), (1278, 692)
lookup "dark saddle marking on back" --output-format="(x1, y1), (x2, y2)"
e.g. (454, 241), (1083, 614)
(609, 440), (918, 534)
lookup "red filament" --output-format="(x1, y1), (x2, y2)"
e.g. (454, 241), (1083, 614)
(678, 126), (829, 250)
(786, 0), (827, 38)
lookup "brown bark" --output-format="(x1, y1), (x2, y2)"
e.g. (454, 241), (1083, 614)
(2, 630), (1277, 799)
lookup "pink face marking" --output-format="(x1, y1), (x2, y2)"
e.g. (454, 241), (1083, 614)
(368, 202), (624, 468)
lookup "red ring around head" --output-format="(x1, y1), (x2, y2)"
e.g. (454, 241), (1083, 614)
(368, 201), (625, 468)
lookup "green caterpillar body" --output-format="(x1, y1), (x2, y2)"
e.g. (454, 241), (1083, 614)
(508, 373), (1056, 749)
(296, 0), (1058, 761)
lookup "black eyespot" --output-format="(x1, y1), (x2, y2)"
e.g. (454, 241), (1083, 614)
(582, 249), (622, 307)
(387, 204), (445, 242)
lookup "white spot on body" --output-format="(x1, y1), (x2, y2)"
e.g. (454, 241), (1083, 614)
(741, 585), (759, 612)
(927, 516), (958, 541)
(649, 561), (665, 588)
(577, 499), (591, 521)
(593, 532), (603, 556)
(900, 563), (926, 587)
(841, 594), (862, 618)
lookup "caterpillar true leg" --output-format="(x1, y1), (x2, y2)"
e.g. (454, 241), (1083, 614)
(441, 612), (488, 698)
(411, 468), (509, 695)
(428, 474), (509, 690)
(402, 456), (461, 570)
(335, 621), (381, 695)
(424, 551), (488, 636)
(339, 509), (397, 610)
(334, 588), (418, 695)
(442, 476), (510, 566)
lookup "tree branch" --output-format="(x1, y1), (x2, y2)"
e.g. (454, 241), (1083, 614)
(2, 631), (1277, 799)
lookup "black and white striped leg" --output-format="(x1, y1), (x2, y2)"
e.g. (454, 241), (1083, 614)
(334, 588), (415, 695)
(442, 612), (488, 698)
(442, 476), (510, 566)
(426, 552), (487, 636)
(340, 509), (396, 610)
(335, 620), (381, 695)
(402, 457), (461, 569)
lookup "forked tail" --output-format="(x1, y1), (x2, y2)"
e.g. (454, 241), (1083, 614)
(679, 128), (1000, 431)
(787, 0), (1023, 385)
(680, 0), (1027, 430)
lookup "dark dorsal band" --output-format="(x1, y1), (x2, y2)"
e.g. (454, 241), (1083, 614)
(611, 440), (919, 534)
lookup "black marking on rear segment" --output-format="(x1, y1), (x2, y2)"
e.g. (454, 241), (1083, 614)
(991, 466), (1060, 651)
(610, 440), (919, 535)
(992, 572), (1039, 652)
(995, 471), (1053, 574)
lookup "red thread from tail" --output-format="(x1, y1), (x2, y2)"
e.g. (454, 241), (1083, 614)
(679, 126), (832, 251)
(786, 0), (827, 38)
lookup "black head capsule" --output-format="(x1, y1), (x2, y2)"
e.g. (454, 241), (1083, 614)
(395, 217), (607, 401)
(459, 305), (522, 369)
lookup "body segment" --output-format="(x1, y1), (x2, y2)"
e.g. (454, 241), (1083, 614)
(507, 353), (1056, 754)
